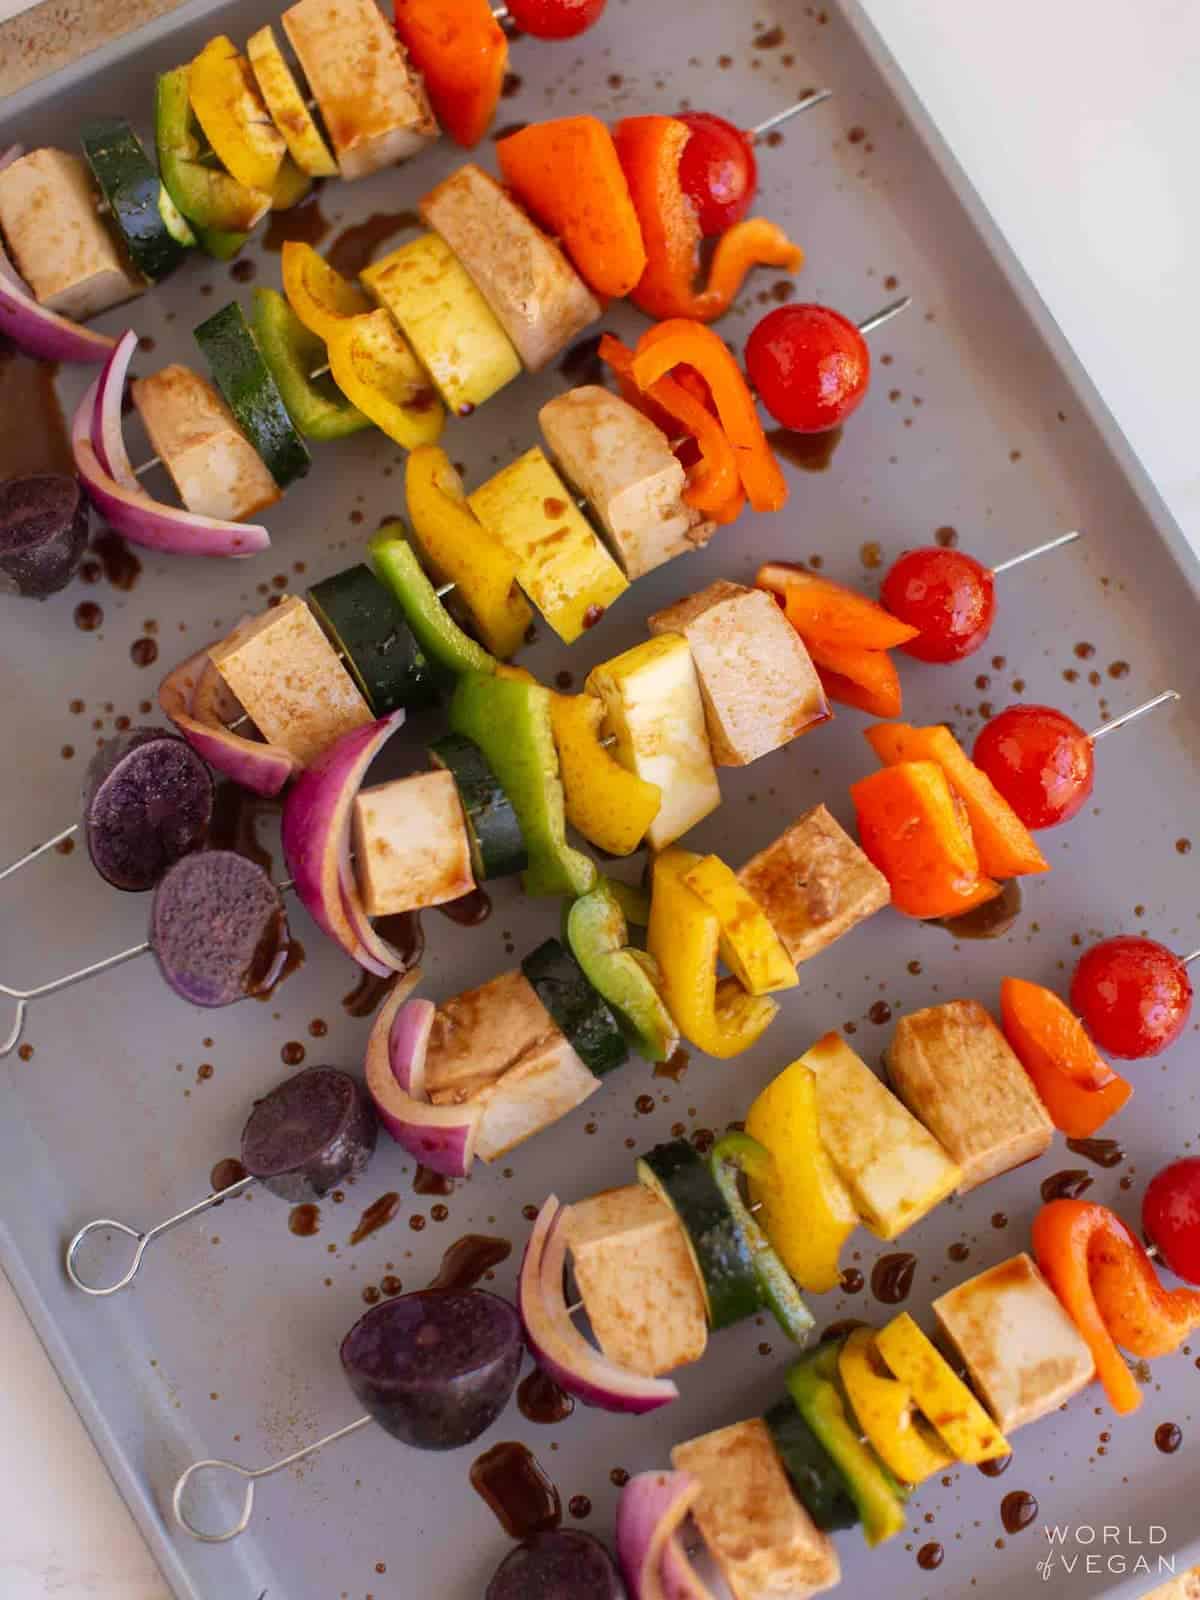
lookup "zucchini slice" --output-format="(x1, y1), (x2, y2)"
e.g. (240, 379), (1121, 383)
(428, 733), (527, 881)
(636, 1138), (761, 1331)
(521, 938), (629, 1080)
(764, 1399), (860, 1533)
(193, 301), (311, 488)
(81, 116), (193, 281)
(308, 563), (437, 714)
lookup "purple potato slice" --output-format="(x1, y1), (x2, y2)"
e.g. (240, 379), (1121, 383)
(340, 1290), (522, 1450)
(0, 473), (88, 597)
(486, 1530), (624, 1600)
(84, 729), (214, 891)
(151, 849), (287, 1007)
(240, 1067), (377, 1202)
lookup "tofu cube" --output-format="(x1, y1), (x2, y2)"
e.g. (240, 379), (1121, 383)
(133, 364), (282, 523)
(672, 1419), (840, 1600)
(208, 595), (371, 765)
(887, 1000), (1054, 1192)
(352, 771), (474, 916)
(470, 446), (629, 643)
(934, 1253), (1096, 1431)
(362, 232), (521, 416)
(420, 165), (600, 372)
(586, 634), (721, 850)
(424, 969), (554, 1102)
(649, 581), (830, 765)
(565, 1184), (708, 1376)
(802, 1032), (962, 1240)
(738, 804), (890, 966)
(0, 149), (143, 320)
(281, 0), (436, 181)
(472, 1032), (599, 1162)
(539, 386), (714, 580)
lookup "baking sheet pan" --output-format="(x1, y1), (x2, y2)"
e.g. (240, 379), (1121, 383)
(2, 0), (1198, 1594)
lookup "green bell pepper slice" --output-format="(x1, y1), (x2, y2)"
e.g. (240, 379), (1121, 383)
(710, 1132), (814, 1343)
(155, 66), (270, 243)
(369, 527), (496, 677)
(251, 288), (370, 441)
(566, 880), (678, 1062)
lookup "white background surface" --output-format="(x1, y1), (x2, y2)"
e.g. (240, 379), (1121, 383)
(0, 0), (1197, 1595)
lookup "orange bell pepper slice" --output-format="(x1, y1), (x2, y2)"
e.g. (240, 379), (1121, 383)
(999, 977), (1132, 1136)
(613, 115), (803, 322)
(803, 636), (902, 719)
(850, 761), (1000, 919)
(757, 564), (920, 650)
(394, 0), (506, 148)
(497, 117), (647, 298)
(632, 321), (788, 512)
(865, 723), (1049, 878)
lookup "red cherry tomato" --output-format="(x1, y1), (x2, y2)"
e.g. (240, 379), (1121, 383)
(1143, 1158), (1200, 1284)
(745, 304), (870, 433)
(1070, 936), (1193, 1059)
(972, 704), (1094, 829)
(880, 548), (996, 663)
(677, 112), (757, 236)
(503, 0), (605, 39)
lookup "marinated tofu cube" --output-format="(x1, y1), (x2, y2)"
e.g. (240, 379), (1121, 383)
(281, 0), (436, 181)
(470, 446), (629, 643)
(801, 1032), (962, 1240)
(0, 149), (143, 320)
(738, 804), (890, 966)
(672, 1419), (840, 1600)
(352, 770), (474, 917)
(565, 1184), (708, 1377)
(420, 165), (600, 372)
(934, 1252), (1096, 1432)
(887, 1000), (1054, 1193)
(539, 386), (714, 580)
(424, 968), (555, 1102)
(649, 581), (830, 765)
(472, 1031), (599, 1161)
(208, 595), (371, 765)
(362, 232), (521, 416)
(586, 634), (721, 850)
(132, 364), (281, 523)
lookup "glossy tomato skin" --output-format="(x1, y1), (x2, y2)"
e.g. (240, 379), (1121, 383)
(1143, 1158), (1200, 1285)
(880, 547), (996, 663)
(503, 0), (605, 39)
(972, 704), (1094, 829)
(745, 304), (870, 433)
(1070, 935), (1193, 1059)
(677, 112), (757, 235)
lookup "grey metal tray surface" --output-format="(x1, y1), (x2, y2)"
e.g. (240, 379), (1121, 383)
(2, 1), (1198, 1596)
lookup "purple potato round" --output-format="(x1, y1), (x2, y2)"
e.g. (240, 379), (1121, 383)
(151, 849), (287, 1007)
(0, 474), (88, 597)
(240, 1067), (378, 1202)
(340, 1290), (522, 1451)
(486, 1531), (624, 1600)
(84, 729), (214, 891)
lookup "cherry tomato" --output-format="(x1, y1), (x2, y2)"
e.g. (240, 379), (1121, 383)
(503, 0), (606, 40)
(745, 304), (870, 433)
(972, 704), (1094, 829)
(880, 548), (996, 663)
(1143, 1158), (1200, 1284)
(677, 112), (757, 236)
(1070, 936), (1192, 1059)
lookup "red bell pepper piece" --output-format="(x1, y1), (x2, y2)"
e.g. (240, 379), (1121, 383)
(394, 0), (507, 149)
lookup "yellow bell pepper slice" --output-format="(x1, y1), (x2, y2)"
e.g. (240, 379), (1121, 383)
(404, 446), (532, 660)
(874, 1312), (1011, 1465)
(189, 36), (286, 195)
(839, 1328), (955, 1485)
(326, 310), (445, 451)
(646, 849), (778, 1060)
(682, 854), (797, 995)
(549, 692), (661, 856)
(281, 240), (372, 343)
(270, 155), (311, 211)
(744, 1058), (857, 1293)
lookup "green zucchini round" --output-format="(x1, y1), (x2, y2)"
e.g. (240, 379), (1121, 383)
(521, 938), (628, 1080)
(308, 564), (437, 714)
(764, 1399), (859, 1532)
(194, 301), (311, 489)
(428, 733), (527, 880)
(81, 116), (193, 281)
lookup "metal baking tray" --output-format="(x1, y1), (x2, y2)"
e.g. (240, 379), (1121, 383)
(2, 1), (1198, 1595)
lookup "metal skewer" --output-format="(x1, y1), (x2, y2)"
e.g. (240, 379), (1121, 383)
(1088, 689), (1179, 742)
(991, 530), (1081, 575)
(749, 89), (833, 140)
(66, 1173), (256, 1296)
(857, 295), (911, 337)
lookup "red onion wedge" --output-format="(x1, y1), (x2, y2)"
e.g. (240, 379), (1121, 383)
(159, 645), (300, 797)
(91, 328), (139, 483)
(519, 1197), (680, 1415)
(281, 711), (410, 977)
(72, 382), (270, 557)
(0, 235), (115, 365)
(0, 146), (23, 172)
(365, 978), (482, 1178)
(616, 1472), (713, 1600)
